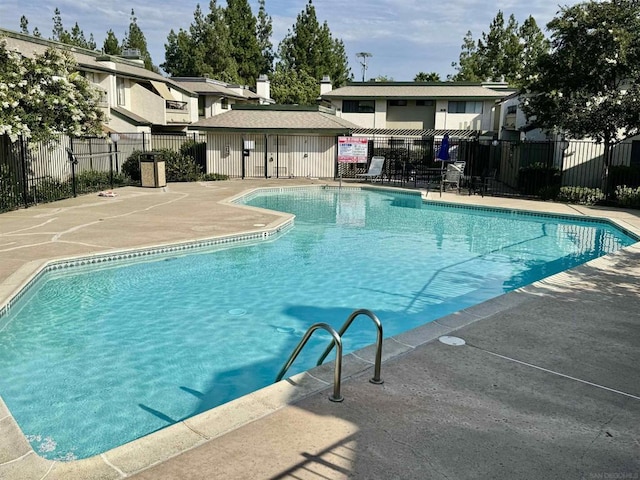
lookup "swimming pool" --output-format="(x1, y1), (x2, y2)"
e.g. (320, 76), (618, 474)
(0, 187), (636, 461)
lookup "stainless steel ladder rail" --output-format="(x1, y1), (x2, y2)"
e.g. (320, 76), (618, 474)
(275, 323), (344, 402)
(317, 309), (384, 385)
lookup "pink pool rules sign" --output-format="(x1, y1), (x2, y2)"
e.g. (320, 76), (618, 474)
(338, 137), (368, 163)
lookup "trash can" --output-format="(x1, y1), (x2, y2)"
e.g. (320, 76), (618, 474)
(140, 152), (166, 188)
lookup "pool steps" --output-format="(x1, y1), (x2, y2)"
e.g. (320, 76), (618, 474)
(276, 309), (385, 403)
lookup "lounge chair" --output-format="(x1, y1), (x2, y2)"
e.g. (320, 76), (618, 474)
(441, 162), (465, 191)
(356, 156), (385, 182)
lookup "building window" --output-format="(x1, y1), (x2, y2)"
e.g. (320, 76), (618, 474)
(198, 97), (206, 117)
(342, 100), (375, 113)
(448, 101), (483, 114)
(221, 98), (229, 109)
(116, 77), (125, 106)
(389, 99), (407, 107)
(506, 105), (517, 114)
(416, 99), (434, 106)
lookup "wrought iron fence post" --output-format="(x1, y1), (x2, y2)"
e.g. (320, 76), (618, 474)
(19, 135), (29, 208)
(66, 144), (78, 198)
(70, 137), (77, 197)
(109, 142), (114, 188)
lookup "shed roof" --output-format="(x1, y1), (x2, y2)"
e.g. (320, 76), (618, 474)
(190, 108), (360, 133)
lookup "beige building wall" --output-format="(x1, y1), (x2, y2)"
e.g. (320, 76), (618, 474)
(130, 83), (165, 124)
(206, 133), (337, 178)
(386, 101), (436, 129)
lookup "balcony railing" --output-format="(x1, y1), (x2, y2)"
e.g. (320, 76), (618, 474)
(166, 100), (188, 111)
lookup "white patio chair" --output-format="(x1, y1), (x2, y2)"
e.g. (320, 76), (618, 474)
(442, 162), (464, 191)
(356, 156), (385, 182)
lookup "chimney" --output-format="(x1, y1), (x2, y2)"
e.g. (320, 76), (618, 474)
(256, 74), (271, 103)
(320, 75), (332, 96)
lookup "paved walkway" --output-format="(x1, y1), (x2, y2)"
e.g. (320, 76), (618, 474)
(1, 180), (639, 480)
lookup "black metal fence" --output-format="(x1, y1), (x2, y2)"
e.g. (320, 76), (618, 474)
(341, 136), (640, 201)
(0, 132), (206, 213)
(3, 132), (640, 213)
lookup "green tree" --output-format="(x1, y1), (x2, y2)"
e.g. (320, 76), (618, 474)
(0, 39), (104, 143)
(70, 23), (96, 50)
(103, 29), (121, 55)
(522, 0), (640, 192)
(50, 9), (95, 50)
(256, 0), (274, 75)
(122, 9), (154, 71)
(518, 16), (549, 85)
(51, 8), (72, 44)
(450, 30), (483, 81)
(451, 12), (548, 85)
(224, 0), (262, 85)
(163, 28), (196, 76)
(477, 11), (521, 83)
(19, 16), (29, 35)
(270, 64), (319, 104)
(162, 1), (238, 81)
(277, 0), (350, 86)
(414, 72), (441, 81)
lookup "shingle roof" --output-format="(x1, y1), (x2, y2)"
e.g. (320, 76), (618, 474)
(323, 83), (514, 99)
(190, 109), (360, 132)
(172, 79), (259, 100)
(0, 29), (195, 96)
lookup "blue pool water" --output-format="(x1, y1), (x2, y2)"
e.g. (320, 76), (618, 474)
(0, 188), (636, 460)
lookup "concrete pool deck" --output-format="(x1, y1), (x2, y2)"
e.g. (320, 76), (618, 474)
(0, 179), (639, 479)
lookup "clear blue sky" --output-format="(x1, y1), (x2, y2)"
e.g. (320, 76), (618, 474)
(0, 0), (576, 81)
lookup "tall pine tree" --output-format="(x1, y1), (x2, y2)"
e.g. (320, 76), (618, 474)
(19, 16), (29, 35)
(51, 8), (72, 44)
(450, 31), (483, 81)
(162, 1), (238, 82)
(103, 29), (121, 55)
(275, 0), (350, 103)
(122, 9), (154, 71)
(451, 11), (548, 85)
(256, 0), (274, 75)
(224, 0), (262, 85)
(50, 9), (95, 50)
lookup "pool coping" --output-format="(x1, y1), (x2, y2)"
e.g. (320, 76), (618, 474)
(1, 184), (639, 479)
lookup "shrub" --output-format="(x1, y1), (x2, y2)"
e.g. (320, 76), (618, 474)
(556, 186), (605, 205)
(517, 163), (561, 196)
(615, 185), (640, 207)
(160, 148), (202, 182)
(608, 165), (640, 192)
(538, 185), (561, 200)
(201, 173), (229, 181)
(0, 164), (21, 212)
(122, 150), (143, 182)
(75, 170), (127, 194)
(30, 176), (71, 203)
(179, 140), (206, 172)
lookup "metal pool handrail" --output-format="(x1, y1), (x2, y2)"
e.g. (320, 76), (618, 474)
(275, 322), (344, 402)
(317, 309), (384, 385)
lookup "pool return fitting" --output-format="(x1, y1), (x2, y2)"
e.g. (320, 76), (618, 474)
(275, 309), (384, 402)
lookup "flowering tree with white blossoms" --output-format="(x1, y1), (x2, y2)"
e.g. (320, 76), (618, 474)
(0, 38), (104, 144)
